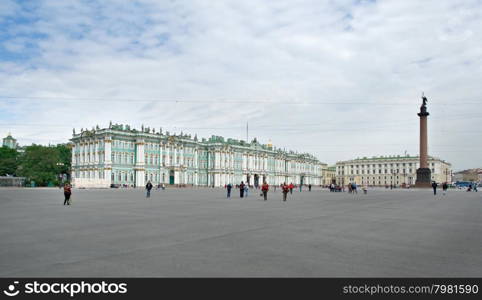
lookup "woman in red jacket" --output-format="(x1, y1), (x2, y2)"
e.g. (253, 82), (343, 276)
(261, 182), (269, 201)
(63, 183), (72, 205)
(282, 183), (289, 202)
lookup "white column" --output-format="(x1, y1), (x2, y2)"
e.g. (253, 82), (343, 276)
(104, 137), (112, 164)
(71, 144), (76, 167)
(180, 147), (184, 166)
(94, 141), (99, 164)
(194, 149), (198, 168)
(175, 171), (180, 184)
(105, 169), (112, 185)
(135, 139), (145, 187)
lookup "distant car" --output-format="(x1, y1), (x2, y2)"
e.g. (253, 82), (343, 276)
(110, 184), (120, 188)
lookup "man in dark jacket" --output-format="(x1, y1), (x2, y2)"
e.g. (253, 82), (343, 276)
(227, 183), (232, 198)
(146, 181), (153, 198)
(442, 182), (448, 195)
(432, 181), (438, 195)
(239, 181), (245, 198)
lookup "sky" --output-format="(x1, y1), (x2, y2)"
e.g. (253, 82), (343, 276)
(0, 0), (481, 171)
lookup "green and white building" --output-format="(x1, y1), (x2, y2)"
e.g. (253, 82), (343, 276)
(2, 133), (17, 149)
(70, 123), (326, 188)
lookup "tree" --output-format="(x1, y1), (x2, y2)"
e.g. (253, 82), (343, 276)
(56, 144), (72, 174)
(16, 144), (72, 186)
(0, 146), (19, 176)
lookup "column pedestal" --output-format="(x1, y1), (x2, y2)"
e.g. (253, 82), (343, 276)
(415, 168), (431, 188)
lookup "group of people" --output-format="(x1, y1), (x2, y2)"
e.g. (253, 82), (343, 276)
(432, 181), (478, 195)
(466, 183), (478, 192)
(225, 182), (300, 201)
(432, 181), (449, 195)
(64, 180), (479, 204)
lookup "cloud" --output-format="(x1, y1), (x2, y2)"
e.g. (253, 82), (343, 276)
(0, 0), (481, 170)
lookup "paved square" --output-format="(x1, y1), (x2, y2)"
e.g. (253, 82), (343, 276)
(1, 187), (481, 277)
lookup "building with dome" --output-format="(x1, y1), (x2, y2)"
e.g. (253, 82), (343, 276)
(2, 133), (18, 149)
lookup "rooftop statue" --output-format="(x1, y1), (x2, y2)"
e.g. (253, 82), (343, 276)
(73, 128), (76, 135)
(419, 92), (429, 115)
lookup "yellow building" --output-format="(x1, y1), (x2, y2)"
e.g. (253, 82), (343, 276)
(335, 155), (451, 187)
(321, 166), (336, 186)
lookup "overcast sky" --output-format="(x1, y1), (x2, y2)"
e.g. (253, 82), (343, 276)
(0, 0), (481, 170)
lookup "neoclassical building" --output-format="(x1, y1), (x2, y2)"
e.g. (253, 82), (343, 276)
(2, 133), (18, 149)
(335, 155), (452, 187)
(70, 123), (327, 188)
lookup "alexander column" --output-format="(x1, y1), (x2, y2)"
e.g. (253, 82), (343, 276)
(415, 94), (431, 187)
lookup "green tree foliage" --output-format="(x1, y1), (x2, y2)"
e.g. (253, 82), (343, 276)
(0, 146), (19, 176)
(16, 144), (72, 186)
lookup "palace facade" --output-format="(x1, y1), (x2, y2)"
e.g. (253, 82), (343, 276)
(71, 124), (327, 188)
(335, 155), (452, 187)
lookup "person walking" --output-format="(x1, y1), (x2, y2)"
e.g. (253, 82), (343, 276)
(308, 184), (312, 192)
(239, 181), (245, 198)
(352, 182), (358, 194)
(432, 181), (438, 195)
(474, 183), (478, 192)
(442, 182), (448, 195)
(63, 183), (72, 205)
(146, 181), (153, 198)
(282, 182), (289, 202)
(227, 183), (232, 198)
(245, 184), (249, 197)
(289, 182), (294, 194)
(261, 182), (269, 201)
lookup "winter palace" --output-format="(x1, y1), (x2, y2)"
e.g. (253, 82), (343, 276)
(70, 123), (327, 188)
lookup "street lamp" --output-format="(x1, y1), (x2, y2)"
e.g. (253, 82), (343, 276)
(56, 162), (65, 187)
